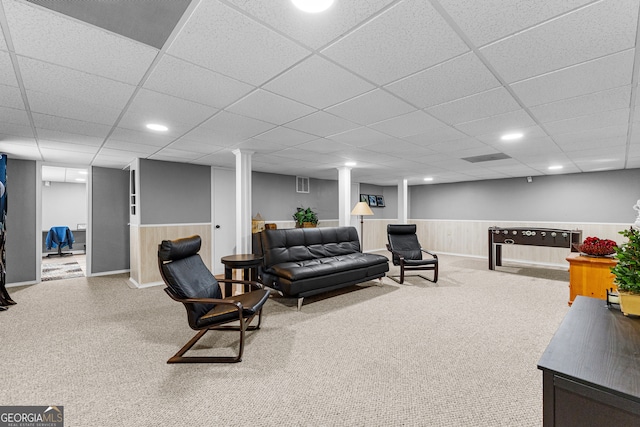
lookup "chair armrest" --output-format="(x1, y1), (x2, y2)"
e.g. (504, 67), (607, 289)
(165, 290), (242, 308)
(420, 249), (438, 259)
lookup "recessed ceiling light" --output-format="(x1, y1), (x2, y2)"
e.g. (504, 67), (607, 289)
(75, 178), (86, 182)
(424, 177), (434, 182)
(501, 132), (523, 141)
(345, 161), (356, 167)
(78, 170), (88, 175)
(291, 0), (334, 13)
(548, 165), (563, 170)
(146, 123), (168, 132)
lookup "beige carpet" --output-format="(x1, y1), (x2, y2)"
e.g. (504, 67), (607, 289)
(0, 254), (570, 426)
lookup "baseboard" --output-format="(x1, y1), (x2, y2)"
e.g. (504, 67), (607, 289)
(127, 278), (163, 289)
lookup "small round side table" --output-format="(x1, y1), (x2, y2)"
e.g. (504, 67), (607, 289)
(220, 254), (263, 296)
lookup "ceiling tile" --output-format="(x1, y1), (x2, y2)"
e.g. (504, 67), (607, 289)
(102, 139), (161, 155)
(0, 123), (35, 138)
(36, 128), (104, 146)
(26, 89), (121, 125)
(327, 126), (395, 147)
(428, 137), (487, 153)
(109, 127), (175, 147)
(0, 105), (30, 126)
(369, 110), (445, 138)
(552, 124), (628, 146)
(226, 89), (316, 125)
(284, 111), (359, 137)
(326, 89), (415, 125)
(544, 108), (630, 136)
(385, 53), (500, 108)
(233, 138), (290, 154)
(480, 0), (639, 83)
(403, 126), (468, 146)
(32, 113), (112, 139)
(4, 0), (157, 84)
(167, 0), (311, 86)
(226, 0), (396, 50)
(252, 126), (317, 146)
(40, 147), (95, 164)
(322, 0), (468, 85)
(454, 109), (537, 136)
(144, 55), (255, 109)
(192, 111), (276, 142)
(0, 84), (24, 109)
(263, 55), (375, 109)
(18, 56), (136, 110)
(296, 139), (354, 154)
(426, 87), (521, 125)
(529, 86), (631, 123)
(0, 51), (18, 87)
(439, 0), (594, 47)
(511, 49), (635, 107)
(167, 138), (227, 155)
(38, 139), (99, 154)
(117, 89), (218, 135)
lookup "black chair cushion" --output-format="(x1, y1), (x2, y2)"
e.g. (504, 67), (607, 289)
(161, 254), (222, 321)
(159, 235), (201, 262)
(387, 225), (424, 265)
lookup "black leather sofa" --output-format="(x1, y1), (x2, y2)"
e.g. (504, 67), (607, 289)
(253, 226), (389, 310)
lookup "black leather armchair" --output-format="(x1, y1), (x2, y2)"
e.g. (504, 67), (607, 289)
(386, 224), (438, 284)
(158, 235), (270, 363)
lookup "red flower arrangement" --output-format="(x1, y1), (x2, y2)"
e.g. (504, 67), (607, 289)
(577, 236), (617, 256)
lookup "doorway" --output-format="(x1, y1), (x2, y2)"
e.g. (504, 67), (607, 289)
(41, 165), (88, 281)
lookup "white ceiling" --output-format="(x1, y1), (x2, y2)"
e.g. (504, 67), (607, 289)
(1, 0), (639, 186)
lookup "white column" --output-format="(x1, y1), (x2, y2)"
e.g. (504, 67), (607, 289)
(398, 178), (408, 224)
(337, 166), (352, 226)
(233, 149), (253, 254)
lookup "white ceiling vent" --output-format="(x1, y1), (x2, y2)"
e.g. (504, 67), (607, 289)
(296, 176), (309, 193)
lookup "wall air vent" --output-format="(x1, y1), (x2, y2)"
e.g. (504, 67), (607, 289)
(462, 153), (511, 163)
(296, 176), (309, 193)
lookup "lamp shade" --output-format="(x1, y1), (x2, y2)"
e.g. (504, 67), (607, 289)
(351, 201), (374, 216)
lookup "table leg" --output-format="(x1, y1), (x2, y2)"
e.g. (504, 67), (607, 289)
(224, 266), (232, 297)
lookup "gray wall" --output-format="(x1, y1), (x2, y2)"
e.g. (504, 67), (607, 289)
(252, 172), (338, 222)
(139, 159), (211, 224)
(410, 169), (640, 223)
(7, 159), (37, 283)
(360, 184), (397, 219)
(91, 167), (129, 273)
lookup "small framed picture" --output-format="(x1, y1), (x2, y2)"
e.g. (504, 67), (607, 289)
(376, 196), (385, 207)
(360, 194), (369, 203)
(368, 195), (377, 207)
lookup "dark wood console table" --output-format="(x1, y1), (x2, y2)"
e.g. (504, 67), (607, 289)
(538, 296), (640, 426)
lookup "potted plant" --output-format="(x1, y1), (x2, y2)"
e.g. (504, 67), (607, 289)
(611, 227), (640, 316)
(293, 207), (318, 228)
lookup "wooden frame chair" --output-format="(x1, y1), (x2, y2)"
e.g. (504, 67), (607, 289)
(158, 235), (270, 363)
(386, 224), (438, 284)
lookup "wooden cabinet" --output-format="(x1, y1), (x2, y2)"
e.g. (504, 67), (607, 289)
(566, 254), (616, 306)
(538, 297), (640, 426)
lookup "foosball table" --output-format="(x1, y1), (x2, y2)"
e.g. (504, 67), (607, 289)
(488, 226), (582, 270)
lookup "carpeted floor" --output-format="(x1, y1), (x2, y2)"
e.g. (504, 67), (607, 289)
(1, 253), (571, 426)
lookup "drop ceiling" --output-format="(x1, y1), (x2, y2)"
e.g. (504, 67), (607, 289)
(0, 0), (639, 186)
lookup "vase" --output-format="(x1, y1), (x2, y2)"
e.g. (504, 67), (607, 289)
(618, 291), (640, 317)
